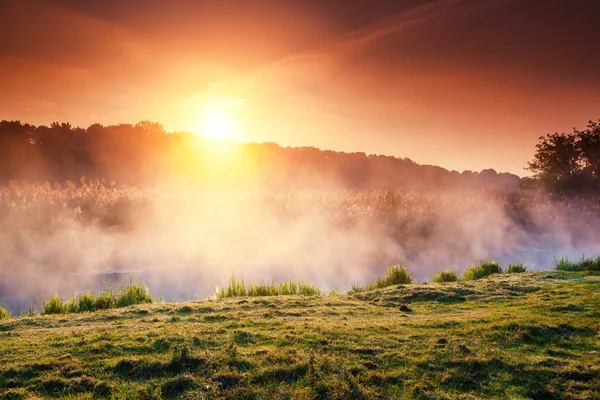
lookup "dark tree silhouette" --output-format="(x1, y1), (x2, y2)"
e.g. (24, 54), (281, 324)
(528, 120), (600, 193)
(0, 119), (520, 190)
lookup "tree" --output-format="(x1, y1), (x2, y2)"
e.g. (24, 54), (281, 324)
(527, 120), (600, 193)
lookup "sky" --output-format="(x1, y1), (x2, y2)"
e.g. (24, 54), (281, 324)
(1, 0), (599, 175)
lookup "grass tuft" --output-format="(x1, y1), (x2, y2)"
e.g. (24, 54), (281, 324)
(20, 304), (37, 318)
(215, 275), (321, 299)
(43, 293), (67, 314)
(42, 278), (154, 315)
(462, 260), (503, 281)
(431, 270), (458, 283)
(350, 265), (412, 293)
(554, 255), (600, 271)
(507, 262), (527, 273)
(115, 278), (153, 307)
(0, 303), (10, 320)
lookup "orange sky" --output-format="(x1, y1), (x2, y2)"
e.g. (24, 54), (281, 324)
(1, 0), (599, 175)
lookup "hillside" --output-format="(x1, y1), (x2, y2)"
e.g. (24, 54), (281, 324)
(1, 272), (599, 399)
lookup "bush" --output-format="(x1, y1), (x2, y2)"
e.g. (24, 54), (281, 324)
(351, 265), (412, 293)
(462, 261), (503, 281)
(507, 262), (527, 273)
(0, 303), (10, 320)
(215, 275), (321, 299)
(431, 270), (458, 283)
(553, 255), (600, 271)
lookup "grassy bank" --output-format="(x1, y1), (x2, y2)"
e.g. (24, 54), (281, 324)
(1, 271), (599, 399)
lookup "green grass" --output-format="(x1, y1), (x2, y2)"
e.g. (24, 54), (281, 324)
(431, 269), (458, 283)
(0, 304), (10, 320)
(506, 262), (527, 273)
(462, 260), (503, 281)
(1, 271), (599, 399)
(554, 255), (600, 271)
(351, 265), (412, 293)
(42, 279), (154, 315)
(215, 275), (321, 299)
(20, 305), (36, 318)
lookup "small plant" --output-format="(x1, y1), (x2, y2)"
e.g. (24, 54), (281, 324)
(0, 303), (10, 320)
(350, 265), (413, 293)
(431, 270), (458, 283)
(507, 262), (527, 273)
(462, 260), (503, 281)
(215, 275), (321, 299)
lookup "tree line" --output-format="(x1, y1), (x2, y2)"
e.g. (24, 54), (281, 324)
(5, 118), (593, 192)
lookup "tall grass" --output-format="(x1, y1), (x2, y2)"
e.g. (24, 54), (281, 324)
(116, 279), (153, 307)
(215, 275), (321, 299)
(0, 303), (10, 320)
(431, 270), (458, 283)
(42, 279), (153, 315)
(20, 305), (37, 318)
(506, 262), (527, 273)
(553, 255), (600, 272)
(350, 265), (412, 293)
(462, 260), (503, 281)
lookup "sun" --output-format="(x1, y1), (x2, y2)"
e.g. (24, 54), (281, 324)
(199, 110), (233, 139)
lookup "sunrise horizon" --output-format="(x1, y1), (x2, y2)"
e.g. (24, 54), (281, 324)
(2, 2), (600, 398)
(3, 0), (599, 176)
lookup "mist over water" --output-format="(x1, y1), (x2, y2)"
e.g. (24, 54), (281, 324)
(1, 181), (600, 314)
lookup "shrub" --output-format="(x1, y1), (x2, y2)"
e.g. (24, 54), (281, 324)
(431, 270), (458, 283)
(0, 303), (10, 320)
(350, 265), (412, 293)
(507, 262), (527, 273)
(462, 261), (503, 281)
(215, 275), (321, 299)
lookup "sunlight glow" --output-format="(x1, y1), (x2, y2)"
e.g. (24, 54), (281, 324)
(199, 110), (233, 140)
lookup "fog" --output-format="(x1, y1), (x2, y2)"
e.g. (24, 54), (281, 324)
(1, 181), (600, 314)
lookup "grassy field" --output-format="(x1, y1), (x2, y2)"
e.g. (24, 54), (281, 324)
(1, 272), (599, 399)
